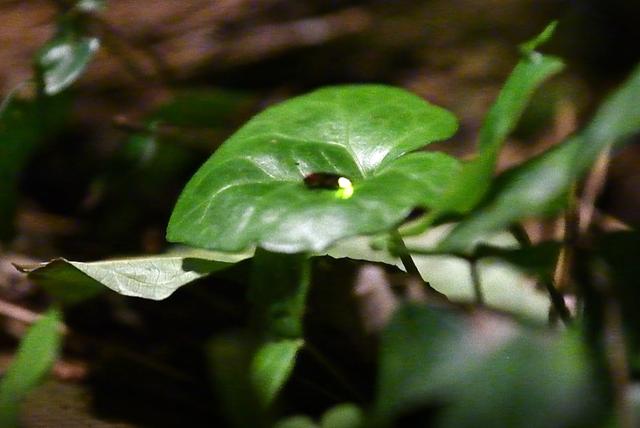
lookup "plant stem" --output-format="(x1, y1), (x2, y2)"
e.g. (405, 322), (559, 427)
(390, 230), (448, 301)
(509, 224), (572, 326)
(469, 259), (484, 305)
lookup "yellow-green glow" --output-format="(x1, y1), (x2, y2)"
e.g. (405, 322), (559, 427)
(336, 177), (354, 199)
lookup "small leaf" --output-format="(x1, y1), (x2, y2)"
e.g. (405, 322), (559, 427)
(0, 309), (62, 427)
(17, 250), (250, 302)
(441, 62), (640, 250)
(250, 339), (304, 408)
(74, 0), (106, 12)
(248, 250), (310, 406)
(37, 34), (99, 95)
(439, 139), (580, 251)
(320, 404), (364, 428)
(207, 333), (266, 428)
(274, 416), (318, 428)
(519, 21), (558, 55)
(167, 85), (459, 253)
(435, 24), (564, 215)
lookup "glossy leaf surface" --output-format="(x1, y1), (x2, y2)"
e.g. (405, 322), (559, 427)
(167, 85), (459, 253)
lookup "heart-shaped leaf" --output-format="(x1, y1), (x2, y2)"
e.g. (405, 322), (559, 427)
(167, 85), (459, 253)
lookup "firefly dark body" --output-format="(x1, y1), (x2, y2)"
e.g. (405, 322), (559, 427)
(303, 172), (346, 190)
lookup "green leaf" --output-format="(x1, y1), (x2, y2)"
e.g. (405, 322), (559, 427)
(0, 309), (62, 427)
(274, 416), (318, 428)
(320, 404), (364, 428)
(437, 332), (600, 428)
(16, 250), (250, 302)
(434, 24), (564, 215)
(439, 139), (580, 252)
(250, 339), (303, 408)
(248, 250), (310, 406)
(440, 62), (640, 251)
(167, 85), (459, 253)
(375, 305), (601, 428)
(37, 33), (99, 95)
(207, 333), (266, 428)
(375, 305), (470, 421)
(519, 21), (558, 55)
(577, 61), (640, 172)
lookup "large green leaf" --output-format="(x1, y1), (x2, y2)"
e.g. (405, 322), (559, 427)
(16, 250), (250, 302)
(248, 250), (310, 406)
(167, 85), (459, 253)
(431, 23), (564, 215)
(0, 309), (62, 427)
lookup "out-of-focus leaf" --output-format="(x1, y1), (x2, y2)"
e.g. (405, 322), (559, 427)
(375, 305), (470, 421)
(273, 404), (363, 428)
(326, 225), (550, 321)
(16, 250), (250, 302)
(248, 250), (310, 406)
(250, 339), (303, 408)
(441, 62), (640, 251)
(74, 0), (106, 12)
(433, 23), (564, 215)
(0, 309), (62, 427)
(375, 304), (601, 428)
(439, 138), (581, 252)
(0, 94), (71, 241)
(151, 89), (253, 129)
(274, 416), (318, 428)
(37, 33), (99, 95)
(578, 62), (640, 172)
(207, 333), (266, 428)
(320, 403), (363, 428)
(167, 85), (459, 253)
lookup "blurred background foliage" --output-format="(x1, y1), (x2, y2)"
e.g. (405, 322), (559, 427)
(1, 0), (639, 426)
